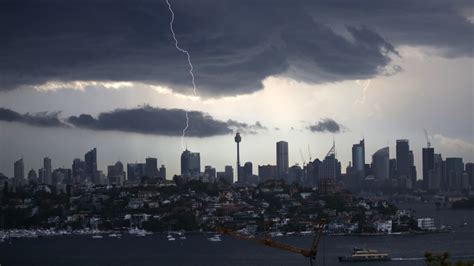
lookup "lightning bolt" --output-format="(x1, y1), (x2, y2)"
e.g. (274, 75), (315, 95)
(165, 0), (198, 151)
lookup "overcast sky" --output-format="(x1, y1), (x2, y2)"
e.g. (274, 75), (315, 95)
(0, 0), (473, 179)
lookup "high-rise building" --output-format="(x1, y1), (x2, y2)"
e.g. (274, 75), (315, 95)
(14, 158), (24, 181)
(145, 157), (158, 178)
(422, 147), (435, 188)
(308, 159), (321, 186)
(180, 149), (200, 178)
(243, 162), (253, 180)
(27, 169), (37, 181)
(352, 139), (365, 174)
(84, 148), (97, 180)
(318, 148), (340, 193)
(127, 163), (146, 183)
(217, 165), (234, 184)
(446, 157), (464, 190)
(288, 164), (303, 184)
(396, 140), (410, 178)
(38, 168), (46, 184)
(466, 163), (474, 189)
(389, 159), (397, 178)
(159, 165), (166, 180)
(43, 157), (52, 185)
(408, 150), (417, 185)
(72, 159), (86, 182)
(427, 154), (443, 190)
(204, 166), (216, 182)
(258, 164), (277, 181)
(53, 168), (72, 185)
(372, 147), (390, 179)
(225, 165), (234, 184)
(108, 161), (125, 186)
(276, 141), (289, 179)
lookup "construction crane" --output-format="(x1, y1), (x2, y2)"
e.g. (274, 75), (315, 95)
(423, 128), (431, 148)
(300, 148), (306, 167)
(217, 220), (326, 266)
(308, 145), (312, 162)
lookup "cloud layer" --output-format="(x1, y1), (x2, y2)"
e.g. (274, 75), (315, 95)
(1, 0), (471, 96)
(0, 107), (64, 128)
(308, 118), (344, 133)
(0, 106), (265, 137)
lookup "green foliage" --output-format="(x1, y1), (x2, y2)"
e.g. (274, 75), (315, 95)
(424, 251), (450, 266)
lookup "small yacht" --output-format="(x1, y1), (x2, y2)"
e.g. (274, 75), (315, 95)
(207, 234), (222, 242)
(167, 233), (176, 241)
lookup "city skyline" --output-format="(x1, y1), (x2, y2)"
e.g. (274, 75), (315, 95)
(3, 135), (472, 185)
(0, 0), (472, 183)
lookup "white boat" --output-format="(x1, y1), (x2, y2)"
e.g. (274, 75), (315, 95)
(207, 234), (222, 242)
(167, 234), (176, 241)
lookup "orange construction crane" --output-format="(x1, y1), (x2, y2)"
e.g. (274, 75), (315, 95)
(217, 219), (326, 266)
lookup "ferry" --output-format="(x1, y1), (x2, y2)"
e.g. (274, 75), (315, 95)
(339, 248), (390, 262)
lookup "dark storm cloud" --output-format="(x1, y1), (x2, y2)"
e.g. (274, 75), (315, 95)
(0, 106), (266, 137)
(0, 0), (471, 96)
(308, 119), (343, 133)
(226, 119), (267, 134)
(66, 106), (265, 137)
(0, 107), (65, 127)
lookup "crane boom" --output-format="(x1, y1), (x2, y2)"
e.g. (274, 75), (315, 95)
(217, 220), (326, 265)
(423, 129), (431, 148)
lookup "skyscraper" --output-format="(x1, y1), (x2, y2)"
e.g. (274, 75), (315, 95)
(84, 148), (97, 180)
(145, 157), (158, 178)
(43, 157), (52, 185)
(372, 147), (390, 179)
(466, 163), (474, 189)
(352, 139), (365, 174)
(243, 162), (253, 181)
(27, 169), (37, 182)
(72, 158), (86, 181)
(318, 144), (340, 194)
(204, 166), (216, 181)
(389, 159), (397, 178)
(180, 149), (200, 178)
(422, 147), (435, 188)
(446, 157), (464, 190)
(396, 139), (410, 178)
(127, 163), (146, 183)
(427, 154), (443, 190)
(276, 141), (289, 179)
(108, 161), (125, 186)
(159, 165), (166, 180)
(258, 164), (277, 181)
(14, 158), (24, 181)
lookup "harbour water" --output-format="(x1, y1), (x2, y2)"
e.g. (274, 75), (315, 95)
(1, 203), (473, 266)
